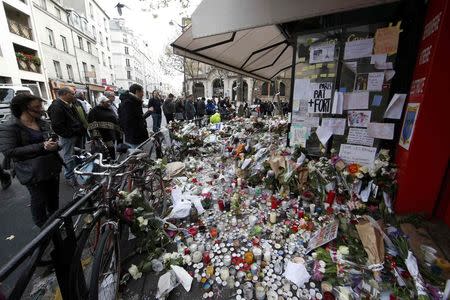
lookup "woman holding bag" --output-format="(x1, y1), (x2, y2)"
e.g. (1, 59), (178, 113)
(0, 94), (62, 228)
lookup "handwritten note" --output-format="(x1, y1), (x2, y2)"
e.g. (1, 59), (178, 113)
(316, 126), (333, 146)
(368, 72), (384, 91)
(339, 144), (377, 167)
(344, 38), (374, 60)
(374, 25), (401, 55)
(347, 128), (374, 146)
(308, 82), (333, 113)
(290, 124), (310, 147)
(321, 118), (346, 135)
(294, 79), (311, 100)
(303, 117), (320, 127)
(367, 123), (395, 140)
(343, 92), (369, 110)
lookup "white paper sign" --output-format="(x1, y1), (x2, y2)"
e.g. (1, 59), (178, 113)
(292, 99), (300, 111)
(370, 54), (387, 64)
(347, 128), (374, 146)
(384, 93), (407, 119)
(367, 123), (395, 140)
(294, 79), (311, 100)
(308, 82), (333, 113)
(321, 118), (346, 135)
(315, 126), (333, 146)
(368, 72), (385, 91)
(284, 261), (311, 287)
(384, 70), (396, 81)
(332, 91), (344, 114)
(344, 38), (374, 60)
(339, 144), (377, 167)
(347, 110), (372, 127)
(303, 116), (320, 127)
(290, 124), (309, 147)
(306, 220), (339, 253)
(309, 43), (335, 64)
(343, 92), (369, 110)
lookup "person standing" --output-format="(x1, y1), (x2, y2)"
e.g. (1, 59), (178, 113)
(206, 99), (216, 116)
(118, 84), (150, 148)
(105, 91), (118, 117)
(75, 91), (91, 114)
(184, 95), (196, 121)
(88, 96), (122, 159)
(175, 97), (185, 121)
(47, 87), (86, 185)
(163, 93), (176, 124)
(0, 94), (62, 227)
(196, 97), (206, 126)
(148, 90), (162, 133)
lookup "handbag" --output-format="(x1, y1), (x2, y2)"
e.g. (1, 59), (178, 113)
(15, 154), (62, 185)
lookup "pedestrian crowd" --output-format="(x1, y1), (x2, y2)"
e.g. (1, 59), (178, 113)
(0, 82), (286, 228)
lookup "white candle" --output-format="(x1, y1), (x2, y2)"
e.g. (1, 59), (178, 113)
(253, 247), (262, 261)
(223, 255), (232, 266)
(269, 211), (277, 224)
(192, 251), (202, 263)
(220, 268), (230, 281)
(263, 250), (271, 263)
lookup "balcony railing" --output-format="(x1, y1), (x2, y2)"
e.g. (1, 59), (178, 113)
(8, 19), (33, 40)
(17, 58), (41, 73)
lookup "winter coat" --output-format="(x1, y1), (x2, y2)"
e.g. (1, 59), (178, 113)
(47, 99), (86, 138)
(88, 105), (122, 147)
(163, 99), (176, 115)
(118, 91), (150, 145)
(184, 100), (196, 120)
(206, 102), (216, 115)
(148, 97), (162, 115)
(196, 100), (206, 116)
(0, 117), (62, 184)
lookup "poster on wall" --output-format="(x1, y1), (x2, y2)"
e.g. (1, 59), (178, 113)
(309, 43), (335, 64)
(339, 144), (377, 167)
(308, 82), (333, 113)
(399, 103), (420, 150)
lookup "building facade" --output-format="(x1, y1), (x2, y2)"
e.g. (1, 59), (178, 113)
(0, 0), (49, 98)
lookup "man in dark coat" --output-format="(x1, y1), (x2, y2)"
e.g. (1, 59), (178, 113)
(47, 87), (86, 184)
(195, 97), (206, 126)
(118, 84), (150, 148)
(184, 95), (196, 121)
(163, 93), (176, 124)
(148, 90), (163, 133)
(175, 97), (185, 121)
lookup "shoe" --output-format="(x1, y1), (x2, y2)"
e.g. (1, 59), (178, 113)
(1, 174), (11, 190)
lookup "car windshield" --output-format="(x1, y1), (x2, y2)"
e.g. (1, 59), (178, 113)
(0, 89), (14, 104)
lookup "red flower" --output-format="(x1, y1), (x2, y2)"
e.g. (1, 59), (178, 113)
(123, 208), (134, 222)
(348, 163), (360, 174)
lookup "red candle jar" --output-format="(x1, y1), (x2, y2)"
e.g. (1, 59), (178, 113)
(218, 199), (225, 211)
(271, 197), (278, 209)
(202, 252), (211, 264)
(210, 227), (218, 239)
(298, 210), (304, 219)
(291, 223), (299, 233)
(326, 191), (336, 205)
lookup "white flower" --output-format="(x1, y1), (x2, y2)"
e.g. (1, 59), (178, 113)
(170, 252), (181, 260)
(162, 253), (171, 262)
(128, 264), (142, 280)
(356, 172), (364, 179)
(360, 166), (368, 173)
(183, 255), (192, 264)
(369, 171), (377, 177)
(343, 170), (349, 176)
(311, 252), (318, 259)
(319, 260), (326, 268)
(137, 216), (148, 227)
(338, 246), (349, 256)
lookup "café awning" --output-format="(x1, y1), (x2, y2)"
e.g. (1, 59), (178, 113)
(171, 24), (293, 81)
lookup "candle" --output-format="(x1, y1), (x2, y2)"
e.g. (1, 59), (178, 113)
(189, 243), (198, 253)
(223, 255), (232, 266)
(298, 209), (304, 219)
(231, 216), (237, 226)
(202, 252), (211, 264)
(193, 251), (202, 263)
(255, 283), (266, 300)
(220, 268), (230, 281)
(198, 244), (205, 253)
(244, 251), (254, 264)
(263, 250), (271, 263)
(269, 211), (277, 224)
(309, 203), (316, 214)
(237, 178), (242, 187)
(253, 247), (262, 262)
(210, 227), (218, 239)
(249, 215), (258, 227)
(218, 199), (225, 211)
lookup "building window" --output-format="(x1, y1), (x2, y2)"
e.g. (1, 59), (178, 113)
(279, 82), (286, 96)
(91, 25), (96, 39)
(99, 31), (103, 46)
(125, 58), (130, 67)
(78, 36), (83, 50)
(60, 35), (67, 52)
(127, 71), (131, 80)
(102, 52), (106, 66)
(82, 62), (88, 81)
(53, 60), (62, 79)
(39, 0), (47, 10)
(103, 18), (107, 30)
(55, 7), (61, 20)
(46, 28), (55, 47)
(106, 37), (109, 50)
(261, 81), (275, 96)
(87, 41), (92, 54)
(66, 64), (74, 80)
(108, 57), (112, 69)
(90, 65), (96, 83)
(89, 2), (94, 19)
(124, 46), (129, 54)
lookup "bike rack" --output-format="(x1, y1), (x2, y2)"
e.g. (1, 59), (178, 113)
(0, 184), (101, 300)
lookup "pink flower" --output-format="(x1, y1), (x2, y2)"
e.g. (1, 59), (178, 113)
(124, 208), (134, 222)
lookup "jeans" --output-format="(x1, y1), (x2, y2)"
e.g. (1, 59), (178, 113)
(152, 114), (162, 133)
(165, 113), (174, 124)
(26, 177), (60, 227)
(59, 136), (79, 180)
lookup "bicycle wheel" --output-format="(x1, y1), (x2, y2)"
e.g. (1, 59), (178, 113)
(69, 213), (105, 299)
(89, 226), (120, 300)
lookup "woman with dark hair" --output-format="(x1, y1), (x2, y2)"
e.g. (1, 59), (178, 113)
(0, 94), (62, 227)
